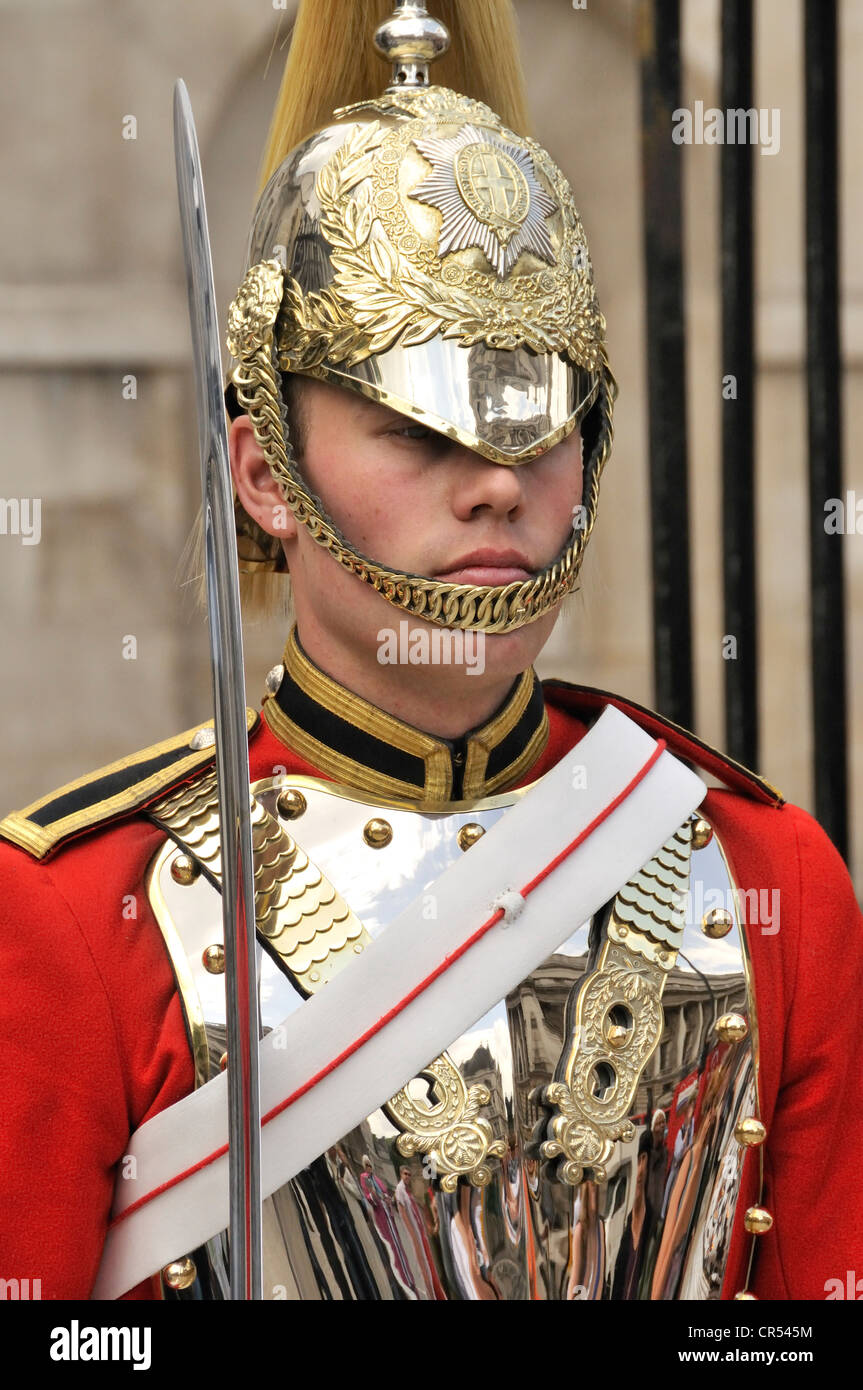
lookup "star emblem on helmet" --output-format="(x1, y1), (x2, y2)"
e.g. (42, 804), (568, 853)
(411, 125), (558, 278)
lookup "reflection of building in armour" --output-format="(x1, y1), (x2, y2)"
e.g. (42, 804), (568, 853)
(253, 159), (331, 293)
(507, 954), (575, 1138)
(641, 970), (747, 1111)
(507, 953), (747, 1127)
(467, 342), (552, 451)
(291, 209), (331, 293)
(461, 1040), (497, 1098)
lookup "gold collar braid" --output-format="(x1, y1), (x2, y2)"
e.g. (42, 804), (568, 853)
(229, 260), (616, 634)
(264, 628), (549, 804)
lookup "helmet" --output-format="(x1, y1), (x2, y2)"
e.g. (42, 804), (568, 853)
(228, 0), (616, 633)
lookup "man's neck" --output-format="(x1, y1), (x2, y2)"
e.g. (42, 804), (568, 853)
(295, 622), (515, 740)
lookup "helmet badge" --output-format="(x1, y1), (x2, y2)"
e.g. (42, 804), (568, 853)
(412, 125), (558, 278)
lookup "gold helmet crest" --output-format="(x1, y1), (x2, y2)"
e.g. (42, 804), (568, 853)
(229, 0), (615, 632)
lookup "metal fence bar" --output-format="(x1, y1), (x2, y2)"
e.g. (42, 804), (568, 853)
(640, 0), (694, 730)
(804, 0), (848, 859)
(720, 0), (758, 769)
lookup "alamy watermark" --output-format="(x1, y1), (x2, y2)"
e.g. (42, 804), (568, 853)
(672, 101), (780, 156)
(377, 620), (485, 676)
(673, 882), (780, 936)
(824, 490), (863, 534)
(825, 1271), (863, 1299)
(0, 1277), (41, 1299)
(50, 1321), (151, 1371)
(0, 497), (41, 545)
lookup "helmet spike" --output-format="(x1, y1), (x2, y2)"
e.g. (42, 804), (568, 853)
(257, 0), (530, 194)
(373, 3), (450, 91)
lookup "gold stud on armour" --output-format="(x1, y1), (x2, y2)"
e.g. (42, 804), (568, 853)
(171, 853), (200, 886)
(457, 823), (485, 851)
(734, 1116), (766, 1147)
(277, 788), (307, 820)
(202, 944), (225, 975)
(744, 1206), (774, 1234)
(691, 817), (713, 850)
(163, 1256), (197, 1290)
(715, 1012), (749, 1043)
(363, 818), (393, 848)
(702, 907), (734, 938)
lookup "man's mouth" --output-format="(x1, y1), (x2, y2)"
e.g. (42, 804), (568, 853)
(433, 549), (535, 586)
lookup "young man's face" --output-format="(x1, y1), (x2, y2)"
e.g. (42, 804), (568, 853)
(232, 376), (584, 694)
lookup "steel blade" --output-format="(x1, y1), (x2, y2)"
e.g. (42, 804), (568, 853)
(172, 78), (262, 1301)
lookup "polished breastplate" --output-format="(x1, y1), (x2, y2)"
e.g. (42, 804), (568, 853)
(145, 771), (762, 1301)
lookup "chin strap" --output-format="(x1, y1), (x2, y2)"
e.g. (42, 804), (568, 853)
(228, 259), (616, 633)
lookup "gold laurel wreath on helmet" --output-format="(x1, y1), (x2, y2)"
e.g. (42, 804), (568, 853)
(227, 2), (617, 632)
(269, 107), (605, 371)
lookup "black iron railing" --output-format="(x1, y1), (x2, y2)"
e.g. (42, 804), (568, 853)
(640, 0), (694, 734)
(805, 0), (847, 859)
(639, 0), (848, 860)
(720, 0), (757, 773)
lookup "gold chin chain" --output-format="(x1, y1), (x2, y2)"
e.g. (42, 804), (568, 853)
(230, 261), (615, 634)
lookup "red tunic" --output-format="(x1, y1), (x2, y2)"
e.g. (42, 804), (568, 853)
(0, 684), (860, 1300)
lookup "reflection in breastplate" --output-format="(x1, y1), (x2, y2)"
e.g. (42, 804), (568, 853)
(147, 776), (761, 1301)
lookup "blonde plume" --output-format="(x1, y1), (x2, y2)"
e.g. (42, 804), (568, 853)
(179, 501), (294, 625)
(258, 0), (530, 193)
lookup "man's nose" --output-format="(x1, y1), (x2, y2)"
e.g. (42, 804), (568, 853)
(448, 446), (527, 521)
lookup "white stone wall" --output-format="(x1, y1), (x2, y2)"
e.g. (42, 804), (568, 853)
(0, 0), (859, 885)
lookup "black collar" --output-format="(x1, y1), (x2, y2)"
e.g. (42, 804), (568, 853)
(262, 628), (549, 805)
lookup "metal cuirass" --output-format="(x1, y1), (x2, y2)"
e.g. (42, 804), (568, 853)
(145, 770), (763, 1301)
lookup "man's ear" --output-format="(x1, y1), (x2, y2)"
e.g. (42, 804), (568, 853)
(229, 414), (297, 541)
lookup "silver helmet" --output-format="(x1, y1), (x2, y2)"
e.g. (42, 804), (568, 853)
(228, 1), (616, 633)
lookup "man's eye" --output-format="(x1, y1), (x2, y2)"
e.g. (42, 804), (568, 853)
(392, 423), (434, 442)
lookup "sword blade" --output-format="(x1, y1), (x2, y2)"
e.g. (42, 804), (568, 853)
(172, 78), (262, 1301)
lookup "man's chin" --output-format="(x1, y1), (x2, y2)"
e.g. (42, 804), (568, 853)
(361, 611), (553, 688)
(476, 620), (556, 678)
